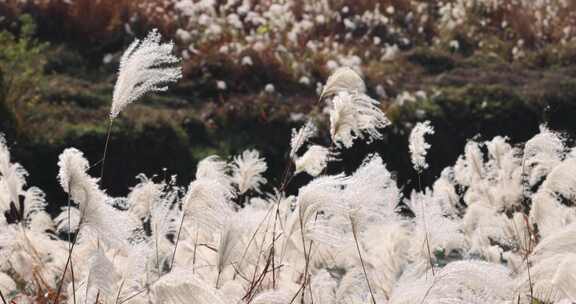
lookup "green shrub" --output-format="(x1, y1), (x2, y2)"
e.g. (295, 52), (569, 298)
(0, 14), (47, 136)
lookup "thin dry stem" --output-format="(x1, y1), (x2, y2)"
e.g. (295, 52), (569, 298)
(170, 212), (186, 271)
(100, 119), (114, 180)
(350, 216), (377, 304)
(418, 173), (436, 276)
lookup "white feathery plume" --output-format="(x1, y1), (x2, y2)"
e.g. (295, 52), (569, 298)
(0, 226), (33, 279)
(290, 120), (317, 159)
(152, 269), (226, 304)
(532, 223), (576, 263)
(287, 154), (401, 255)
(389, 260), (513, 304)
(485, 137), (524, 210)
(454, 141), (485, 187)
(462, 204), (515, 255)
(84, 247), (121, 303)
(547, 254), (576, 301)
(507, 212), (532, 254)
(288, 155), (401, 257)
(0, 134), (28, 211)
(529, 158), (576, 238)
(409, 121), (435, 172)
(523, 125), (565, 187)
(568, 146), (576, 159)
(0, 138), (51, 230)
(431, 168), (460, 216)
(149, 190), (180, 249)
(55, 206), (81, 234)
(219, 280), (244, 303)
(110, 29), (182, 119)
(343, 154), (402, 227)
(486, 136), (512, 168)
(183, 178), (235, 232)
(28, 210), (54, 233)
(518, 223), (576, 302)
(57, 148), (138, 249)
(0, 272), (16, 298)
(22, 187), (46, 216)
(283, 173), (348, 254)
(516, 252), (576, 303)
(0, 225), (68, 289)
(216, 218), (244, 287)
(329, 93), (358, 148)
(10, 186), (52, 231)
(406, 190), (466, 264)
(231, 149), (267, 194)
(57, 148), (98, 205)
(251, 288), (297, 304)
(537, 157), (576, 200)
(195, 155), (233, 191)
(363, 222), (411, 298)
(152, 202), (179, 240)
(320, 66), (366, 100)
(294, 145), (332, 177)
(81, 201), (140, 250)
(120, 242), (156, 292)
(334, 267), (364, 303)
(336, 267), (385, 304)
(0, 182), (10, 224)
(294, 174), (347, 227)
(329, 91), (390, 148)
(196, 155), (229, 180)
(127, 174), (163, 220)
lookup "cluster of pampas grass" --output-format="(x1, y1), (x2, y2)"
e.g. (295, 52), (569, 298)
(1, 30), (576, 304)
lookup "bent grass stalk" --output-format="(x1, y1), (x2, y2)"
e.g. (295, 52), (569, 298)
(54, 200), (88, 304)
(170, 212), (186, 272)
(100, 119), (114, 180)
(350, 216), (377, 304)
(66, 187), (77, 304)
(520, 155), (534, 300)
(418, 172), (436, 277)
(0, 289), (6, 304)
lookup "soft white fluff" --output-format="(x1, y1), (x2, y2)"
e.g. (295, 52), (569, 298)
(183, 178), (235, 232)
(231, 149), (267, 194)
(0, 135), (28, 212)
(110, 29), (182, 119)
(57, 148), (94, 204)
(83, 248), (121, 303)
(290, 121), (317, 159)
(523, 125), (565, 186)
(389, 260), (513, 304)
(321, 66), (366, 100)
(196, 155), (232, 188)
(127, 174), (163, 220)
(294, 145), (331, 176)
(329, 91), (390, 148)
(152, 270), (226, 304)
(57, 148), (139, 250)
(55, 206), (81, 234)
(0, 272), (16, 297)
(409, 121), (435, 172)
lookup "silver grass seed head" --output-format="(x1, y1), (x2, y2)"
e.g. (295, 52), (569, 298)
(110, 29), (182, 119)
(409, 121), (435, 172)
(321, 66), (366, 101)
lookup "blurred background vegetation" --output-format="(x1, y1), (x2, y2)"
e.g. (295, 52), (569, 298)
(1, 0), (576, 214)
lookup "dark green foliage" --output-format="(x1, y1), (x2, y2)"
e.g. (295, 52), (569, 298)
(0, 14), (47, 137)
(407, 47), (456, 74)
(3, 11), (576, 214)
